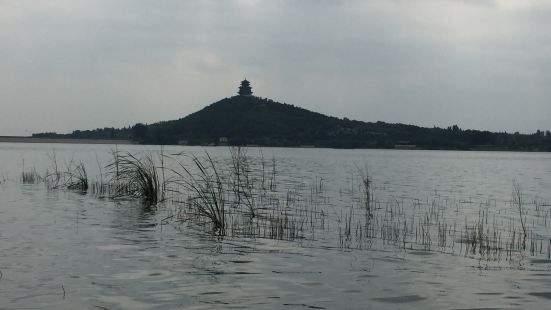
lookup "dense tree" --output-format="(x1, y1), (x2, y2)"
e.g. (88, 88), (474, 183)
(132, 123), (148, 141)
(33, 95), (551, 151)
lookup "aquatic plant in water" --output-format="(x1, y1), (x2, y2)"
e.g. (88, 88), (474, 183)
(171, 152), (227, 235)
(106, 151), (163, 205)
(64, 162), (89, 191)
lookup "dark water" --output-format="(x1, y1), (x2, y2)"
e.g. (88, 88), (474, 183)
(1, 143), (551, 309)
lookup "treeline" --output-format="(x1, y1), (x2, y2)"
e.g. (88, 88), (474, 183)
(33, 127), (132, 140)
(33, 96), (551, 151)
(129, 96), (551, 151)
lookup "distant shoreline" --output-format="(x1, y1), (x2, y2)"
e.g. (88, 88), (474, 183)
(0, 136), (135, 145)
(0, 136), (549, 152)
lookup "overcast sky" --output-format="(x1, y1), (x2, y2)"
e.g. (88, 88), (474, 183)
(1, 0), (550, 135)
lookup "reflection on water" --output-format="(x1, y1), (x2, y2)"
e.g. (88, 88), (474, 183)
(0, 143), (551, 309)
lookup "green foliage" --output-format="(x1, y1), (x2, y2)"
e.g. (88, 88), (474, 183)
(131, 123), (148, 141)
(33, 95), (551, 151)
(137, 96), (551, 151)
(107, 152), (162, 205)
(171, 152), (227, 235)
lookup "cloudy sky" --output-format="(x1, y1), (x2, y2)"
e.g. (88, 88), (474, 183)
(1, 0), (550, 135)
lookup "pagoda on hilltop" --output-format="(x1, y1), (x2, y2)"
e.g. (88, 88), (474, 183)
(238, 79), (253, 96)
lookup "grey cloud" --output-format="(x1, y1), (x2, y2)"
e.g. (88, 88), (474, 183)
(1, 0), (550, 135)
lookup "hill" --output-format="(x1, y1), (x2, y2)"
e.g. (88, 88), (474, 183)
(144, 95), (362, 147)
(33, 95), (551, 151)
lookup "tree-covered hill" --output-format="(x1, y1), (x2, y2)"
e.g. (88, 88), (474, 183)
(144, 96), (353, 146)
(34, 95), (551, 151)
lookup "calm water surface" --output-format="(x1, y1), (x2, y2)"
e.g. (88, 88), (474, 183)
(1, 143), (551, 309)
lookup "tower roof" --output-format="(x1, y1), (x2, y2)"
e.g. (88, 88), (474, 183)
(238, 79), (253, 96)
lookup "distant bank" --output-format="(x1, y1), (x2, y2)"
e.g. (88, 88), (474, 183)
(27, 80), (551, 151)
(0, 136), (134, 145)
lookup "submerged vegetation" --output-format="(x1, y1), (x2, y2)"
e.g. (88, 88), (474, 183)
(14, 146), (551, 264)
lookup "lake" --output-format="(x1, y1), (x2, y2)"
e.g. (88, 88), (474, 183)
(1, 142), (551, 309)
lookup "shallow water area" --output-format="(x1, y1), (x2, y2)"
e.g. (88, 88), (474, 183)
(1, 143), (551, 309)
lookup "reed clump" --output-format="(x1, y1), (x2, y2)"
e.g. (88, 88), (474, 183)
(230, 147), (257, 217)
(512, 180), (527, 250)
(171, 152), (226, 235)
(21, 168), (40, 184)
(356, 165), (373, 216)
(168, 147), (283, 236)
(64, 162), (89, 191)
(107, 151), (163, 205)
